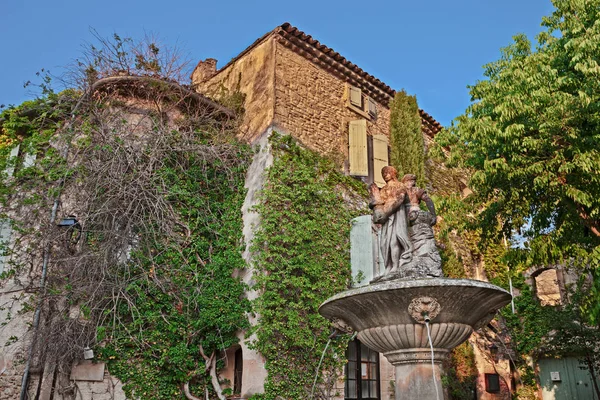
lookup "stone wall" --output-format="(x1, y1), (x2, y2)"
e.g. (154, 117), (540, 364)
(273, 41), (391, 162)
(194, 39), (276, 143)
(471, 335), (513, 400)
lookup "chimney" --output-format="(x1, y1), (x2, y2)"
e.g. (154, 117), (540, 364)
(192, 58), (218, 84)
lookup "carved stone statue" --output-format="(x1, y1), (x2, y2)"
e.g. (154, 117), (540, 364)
(369, 168), (442, 281)
(369, 166), (413, 276)
(402, 174), (442, 278)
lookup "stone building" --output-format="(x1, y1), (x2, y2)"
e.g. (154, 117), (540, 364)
(192, 22), (441, 188)
(0, 81), (236, 400)
(192, 23), (512, 400)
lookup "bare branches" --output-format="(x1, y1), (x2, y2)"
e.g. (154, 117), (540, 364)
(65, 30), (192, 91)
(2, 50), (247, 394)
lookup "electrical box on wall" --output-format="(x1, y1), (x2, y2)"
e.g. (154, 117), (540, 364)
(550, 371), (561, 382)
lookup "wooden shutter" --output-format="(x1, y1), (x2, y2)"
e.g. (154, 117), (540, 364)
(367, 98), (378, 118)
(5, 144), (19, 177)
(373, 134), (389, 187)
(349, 85), (363, 108)
(349, 120), (368, 176)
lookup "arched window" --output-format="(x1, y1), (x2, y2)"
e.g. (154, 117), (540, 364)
(345, 339), (380, 400)
(533, 268), (562, 306)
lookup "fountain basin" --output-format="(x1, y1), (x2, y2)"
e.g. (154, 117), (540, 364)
(319, 278), (511, 399)
(319, 278), (511, 358)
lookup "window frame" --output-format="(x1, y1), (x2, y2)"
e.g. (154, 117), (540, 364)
(485, 373), (501, 393)
(345, 84), (377, 121)
(345, 339), (380, 400)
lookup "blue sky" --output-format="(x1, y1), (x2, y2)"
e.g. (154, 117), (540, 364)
(1, 0), (555, 126)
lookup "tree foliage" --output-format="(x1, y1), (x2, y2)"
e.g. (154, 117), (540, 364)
(435, 0), (600, 320)
(389, 90), (425, 186)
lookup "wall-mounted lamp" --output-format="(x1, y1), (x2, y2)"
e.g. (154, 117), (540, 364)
(58, 215), (82, 247)
(489, 343), (499, 362)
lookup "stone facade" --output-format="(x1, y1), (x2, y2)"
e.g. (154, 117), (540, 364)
(192, 24), (441, 183)
(190, 23), (481, 400)
(273, 42), (390, 159)
(195, 39), (276, 142)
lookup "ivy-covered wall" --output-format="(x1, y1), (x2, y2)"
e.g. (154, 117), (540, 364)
(0, 83), (253, 399)
(250, 133), (368, 400)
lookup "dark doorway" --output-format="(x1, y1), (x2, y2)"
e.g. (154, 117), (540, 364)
(233, 347), (243, 395)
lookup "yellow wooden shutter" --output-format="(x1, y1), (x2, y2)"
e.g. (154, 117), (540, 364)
(349, 120), (368, 176)
(373, 134), (389, 187)
(367, 98), (378, 118)
(349, 86), (362, 108)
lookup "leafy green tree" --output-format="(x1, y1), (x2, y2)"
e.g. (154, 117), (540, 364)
(435, 0), (600, 319)
(389, 90), (425, 186)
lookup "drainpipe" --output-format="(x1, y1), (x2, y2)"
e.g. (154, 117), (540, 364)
(503, 234), (516, 314)
(19, 199), (59, 400)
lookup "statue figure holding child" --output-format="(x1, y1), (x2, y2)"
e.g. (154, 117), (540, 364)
(369, 166), (442, 281)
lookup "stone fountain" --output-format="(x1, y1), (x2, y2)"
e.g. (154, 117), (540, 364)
(319, 169), (512, 399)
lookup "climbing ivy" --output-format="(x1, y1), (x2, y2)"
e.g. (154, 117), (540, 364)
(442, 342), (478, 400)
(251, 133), (367, 400)
(98, 141), (253, 398)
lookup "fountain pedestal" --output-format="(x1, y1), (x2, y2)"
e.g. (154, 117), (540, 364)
(319, 278), (511, 400)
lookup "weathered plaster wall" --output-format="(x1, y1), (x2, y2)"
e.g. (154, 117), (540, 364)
(471, 335), (513, 400)
(235, 129), (273, 397)
(0, 247), (35, 399)
(194, 39), (276, 143)
(0, 285), (30, 400)
(273, 41), (391, 162)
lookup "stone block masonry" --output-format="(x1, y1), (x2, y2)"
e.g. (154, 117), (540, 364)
(274, 41), (391, 160)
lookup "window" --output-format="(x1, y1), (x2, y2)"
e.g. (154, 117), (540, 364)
(4, 143), (37, 178)
(5, 144), (20, 177)
(485, 373), (500, 393)
(346, 85), (377, 120)
(345, 339), (380, 400)
(348, 120), (389, 186)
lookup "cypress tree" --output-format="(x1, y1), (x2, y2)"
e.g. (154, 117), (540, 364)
(389, 89), (425, 186)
